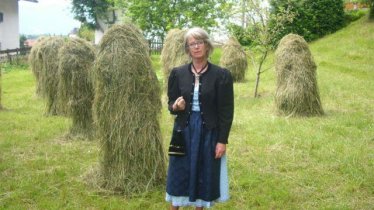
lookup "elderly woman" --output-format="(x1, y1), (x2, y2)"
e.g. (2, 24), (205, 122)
(166, 27), (234, 209)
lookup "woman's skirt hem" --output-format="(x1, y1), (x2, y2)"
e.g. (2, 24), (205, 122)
(165, 193), (229, 208)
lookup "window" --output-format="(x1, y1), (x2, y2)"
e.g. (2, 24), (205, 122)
(0, 12), (3, 23)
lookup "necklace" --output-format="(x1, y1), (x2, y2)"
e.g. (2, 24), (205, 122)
(192, 62), (208, 74)
(192, 62), (208, 82)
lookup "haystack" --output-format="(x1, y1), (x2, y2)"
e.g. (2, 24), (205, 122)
(220, 37), (248, 82)
(93, 23), (166, 194)
(275, 34), (324, 117)
(28, 36), (48, 96)
(36, 36), (67, 115)
(0, 68), (2, 110)
(161, 29), (189, 89)
(58, 38), (96, 138)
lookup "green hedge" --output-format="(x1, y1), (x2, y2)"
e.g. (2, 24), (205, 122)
(269, 0), (346, 44)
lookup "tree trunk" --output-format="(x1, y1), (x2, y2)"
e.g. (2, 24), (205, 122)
(254, 50), (268, 98)
(254, 67), (261, 98)
(241, 0), (247, 28)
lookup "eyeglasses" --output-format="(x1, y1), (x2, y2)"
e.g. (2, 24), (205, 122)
(187, 40), (205, 48)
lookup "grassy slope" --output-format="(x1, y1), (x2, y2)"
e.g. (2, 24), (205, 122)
(0, 17), (373, 209)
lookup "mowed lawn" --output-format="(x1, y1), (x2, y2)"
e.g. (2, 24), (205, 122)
(1, 17), (373, 209)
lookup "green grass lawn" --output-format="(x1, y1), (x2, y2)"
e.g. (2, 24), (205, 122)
(1, 16), (373, 209)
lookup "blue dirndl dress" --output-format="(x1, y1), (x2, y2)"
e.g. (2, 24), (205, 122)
(166, 85), (229, 208)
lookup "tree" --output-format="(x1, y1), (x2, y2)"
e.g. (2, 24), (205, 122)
(359, 0), (374, 20)
(78, 24), (95, 42)
(230, 0), (295, 97)
(71, 0), (231, 41)
(19, 34), (27, 48)
(71, 0), (112, 29)
(117, 0), (230, 40)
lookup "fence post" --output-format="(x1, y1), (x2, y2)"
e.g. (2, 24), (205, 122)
(6, 50), (12, 64)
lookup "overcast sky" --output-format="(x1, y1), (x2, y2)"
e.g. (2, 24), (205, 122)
(19, 0), (81, 35)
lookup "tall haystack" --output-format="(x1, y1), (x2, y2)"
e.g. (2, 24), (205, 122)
(28, 36), (48, 96)
(37, 36), (67, 115)
(0, 68), (2, 110)
(93, 23), (166, 194)
(58, 38), (96, 138)
(219, 37), (248, 82)
(161, 29), (189, 89)
(275, 34), (324, 117)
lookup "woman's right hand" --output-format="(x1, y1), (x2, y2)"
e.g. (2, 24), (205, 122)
(173, 96), (185, 111)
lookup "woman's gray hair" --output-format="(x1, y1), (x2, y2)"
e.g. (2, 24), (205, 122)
(184, 27), (214, 57)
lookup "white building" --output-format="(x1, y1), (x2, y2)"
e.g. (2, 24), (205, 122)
(0, 0), (37, 50)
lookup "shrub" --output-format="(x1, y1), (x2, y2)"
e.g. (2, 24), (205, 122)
(227, 23), (254, 46)
(270, 0), (346, 44)
(345, 9), (367, 23)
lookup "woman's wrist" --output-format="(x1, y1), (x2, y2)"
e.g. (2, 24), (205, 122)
(172, 103), (178, 111)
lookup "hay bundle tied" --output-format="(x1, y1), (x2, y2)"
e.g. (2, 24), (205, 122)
(275, 33), (324, 117)
(57, 38), (96, 138)
(219, 37), (248, 82)
(161, 29), (189, 89)
(28, 36), (48, 96)
(93, 23), (166, 194)
(36, 36), (67, 115)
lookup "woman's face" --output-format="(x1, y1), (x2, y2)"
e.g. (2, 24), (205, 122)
(187, 37), (208, 60)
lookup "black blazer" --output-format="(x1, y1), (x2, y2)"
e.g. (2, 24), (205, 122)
(167, 62), (234, 144)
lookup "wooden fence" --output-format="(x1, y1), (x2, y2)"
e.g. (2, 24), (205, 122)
(148, 39), (163, 55)
(0, 39), (162, 64)
(0, 47), (31, 64)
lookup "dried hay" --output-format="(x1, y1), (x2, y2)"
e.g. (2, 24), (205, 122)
(57, 38), (96, 138)
(93, 23), (166, 194)
(275, 34), (324, 117)
(36, 36), (67, 115)
(219, 37), (248, 82)
(0, 68), (2, 110)
(161, 29), (189, 89)
(28, 36), (48, 96)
